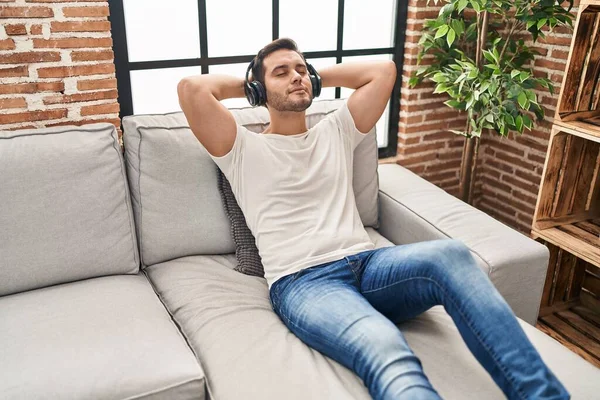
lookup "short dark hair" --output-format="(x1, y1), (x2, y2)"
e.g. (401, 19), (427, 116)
(251, 38), (306, 85)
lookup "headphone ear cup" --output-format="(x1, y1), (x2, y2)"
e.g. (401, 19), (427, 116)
(255, 81), (267, 106)
(307, 63), (321, 98)
(246, 81), (266, 107)
(245, 82), (257, 106)
(310, 76), (321, 98)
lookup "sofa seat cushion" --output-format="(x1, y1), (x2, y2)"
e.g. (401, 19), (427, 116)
(0, 274), (205, 400)
(396, 307), (600, 399)
(146, 253), (371, 399)
(146, 229), (599, 400)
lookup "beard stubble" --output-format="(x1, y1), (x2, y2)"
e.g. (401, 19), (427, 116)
(266, 89), (313, 112)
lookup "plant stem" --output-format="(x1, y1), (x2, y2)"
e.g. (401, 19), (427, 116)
(459, 10), (488, 204)
(480, 12), (489, 67)
(499, 20), (523, 64)
(467, 135), (481, 205)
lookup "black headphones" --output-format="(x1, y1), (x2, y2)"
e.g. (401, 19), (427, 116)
(244, 58), (322, 107)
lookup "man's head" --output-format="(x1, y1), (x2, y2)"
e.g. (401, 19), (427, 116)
(250, 38), (312, 112)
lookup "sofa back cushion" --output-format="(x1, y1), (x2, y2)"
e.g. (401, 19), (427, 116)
(122, 113), (236, 268)
(122, 98), (379, 268)
(0, 124), (140, 296)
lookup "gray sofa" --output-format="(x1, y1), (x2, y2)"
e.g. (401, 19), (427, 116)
(1, 99), (598, 400)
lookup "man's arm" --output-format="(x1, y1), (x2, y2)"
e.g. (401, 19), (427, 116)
(177, 74), (245, 157)
(318, 61), (397, 133)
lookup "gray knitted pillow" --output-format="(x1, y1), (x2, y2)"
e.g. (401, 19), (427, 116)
(216, 166), (264, 277)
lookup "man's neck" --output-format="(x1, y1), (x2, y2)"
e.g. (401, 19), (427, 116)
(262, 109), (307, 135)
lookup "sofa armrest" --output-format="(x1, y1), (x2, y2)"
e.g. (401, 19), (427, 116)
(376, 163), (549, 325)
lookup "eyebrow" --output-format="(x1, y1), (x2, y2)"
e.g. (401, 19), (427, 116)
(271, 63), (307, 74)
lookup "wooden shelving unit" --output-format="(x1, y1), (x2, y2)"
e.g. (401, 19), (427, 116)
(531, 1), (600, 358)
(533, 0), (600, 270)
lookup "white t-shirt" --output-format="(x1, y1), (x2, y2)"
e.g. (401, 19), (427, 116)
(209, 100), (375, 289)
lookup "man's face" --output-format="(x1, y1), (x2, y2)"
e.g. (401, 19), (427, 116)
(262, 49), (312, 112)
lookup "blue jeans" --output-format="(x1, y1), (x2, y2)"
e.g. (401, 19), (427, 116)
(269, 239), (569, 400)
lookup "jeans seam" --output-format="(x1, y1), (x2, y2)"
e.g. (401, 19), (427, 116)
(395, 384), (439, 397)
(270, 290), (279, 313)
(348, 260), (362, 286)
(363, 277), (528, 400)
(270, 280), (285, 313)
(278, 306), (355, 357)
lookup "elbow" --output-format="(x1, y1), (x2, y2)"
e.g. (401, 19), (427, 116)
(177, 79), (189, 103)
(381, 60), (397, 93)
(177, 78), (193, 100)
(178, 78), (210, 106)
(177, 79), (192, 110)
(384, 60), (397, 83)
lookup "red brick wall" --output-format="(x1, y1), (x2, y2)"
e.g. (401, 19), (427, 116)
(0, 0), (120, 134)
(398, 0), (576, 234)
(473, 20), (575, 234)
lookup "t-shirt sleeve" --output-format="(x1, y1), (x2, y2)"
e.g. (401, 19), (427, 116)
(333, 100), (370, 150)
(207, 124), (246, 189)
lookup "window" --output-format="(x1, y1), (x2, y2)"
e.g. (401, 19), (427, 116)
(109, 0), (408, 158)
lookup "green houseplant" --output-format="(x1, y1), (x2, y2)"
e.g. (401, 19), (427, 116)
(409, 0), (574, 204)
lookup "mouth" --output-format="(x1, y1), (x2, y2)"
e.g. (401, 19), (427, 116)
(290, 88), (306, 94)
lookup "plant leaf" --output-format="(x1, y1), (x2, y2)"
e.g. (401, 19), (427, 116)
(483, 50), (496, 63)
(416, 66), (429, 76)
(518, 92), (528, 109)
(516, 115), (524, 132)
(450, 129), (468, 136)
(454, 73), (467, 84)
(466, 94), (475, 110)
(444, 99), (463, 109)
(447, 28), (456, 47)
(451, 19), (464, 36)
(434, 83), (450, 94)
(435, 24), (449, 39)
(431, 72), (448, 83)
(523, 114), (533, 130)
(537, 18), (547, 30)
(439, 3), (454, 18)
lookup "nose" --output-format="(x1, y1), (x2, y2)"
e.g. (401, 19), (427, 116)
(291, 70), (302, 83)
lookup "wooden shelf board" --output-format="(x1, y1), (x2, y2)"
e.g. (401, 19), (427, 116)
(535, 210), (600, 231)
(537, 303), (600, 369)
(553, 119), (600, 142)
(532, 219), (600, 269)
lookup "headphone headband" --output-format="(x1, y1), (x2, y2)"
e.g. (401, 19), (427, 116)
(245, 59), (254, 85)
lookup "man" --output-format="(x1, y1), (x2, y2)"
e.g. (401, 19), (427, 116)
(177, 38), (568, 399)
